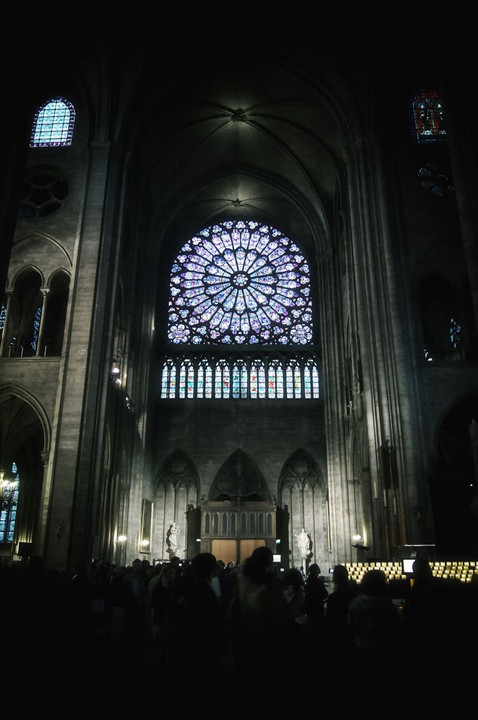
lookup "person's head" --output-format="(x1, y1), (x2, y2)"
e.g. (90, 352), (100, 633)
(308, 563), (320, 577)
(332, 564), (349, 587)
(251, 546), (274, 568)
(412, 557), (433, 581)
(191, 552), (217, 582)
(132, 558), (142, 573)
(360, 569), (387, 595)
(242, 546), (274, 584)
(161, 563), (178, 586)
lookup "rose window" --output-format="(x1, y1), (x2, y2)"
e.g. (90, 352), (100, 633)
(167, 220), (313, 345)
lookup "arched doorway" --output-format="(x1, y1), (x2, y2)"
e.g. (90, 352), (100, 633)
(0, 392), (46, 562)
(429, 393), (478, 557)
(186, 449), (289, 567)
(198, 499), (282, 566)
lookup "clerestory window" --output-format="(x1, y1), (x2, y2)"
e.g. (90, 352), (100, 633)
(30, 97), (76, 148)
(411, 90), (446, 144)
(160, 351), (320, 399)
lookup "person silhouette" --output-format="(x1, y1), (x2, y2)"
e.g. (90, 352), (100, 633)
(324, 564), (356, 675)
(304, 563), (328, 647)
(182, 552), (224, 695)
(347, 569), (401, 682)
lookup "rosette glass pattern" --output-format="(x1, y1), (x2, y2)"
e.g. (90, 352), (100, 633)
(168, 220), (313, 345)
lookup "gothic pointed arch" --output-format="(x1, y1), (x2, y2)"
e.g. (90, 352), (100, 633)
(278, 448), (322, 494)
(428, 393), (478, 556)
(279, 448), (327, 567)
(156, 449), (199, 492)
(419, 273), (463, 361)
(209, 448), (271, 501)
(42, 269), (70, 356)
(0, 390), (47, 556)
(154, 450), (199, 560)
(7, 268), (43, 357)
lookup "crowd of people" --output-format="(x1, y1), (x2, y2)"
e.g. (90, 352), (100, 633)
(1, 549), (477, 705)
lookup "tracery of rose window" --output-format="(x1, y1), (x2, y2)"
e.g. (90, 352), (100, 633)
(167, 220), (313, 346)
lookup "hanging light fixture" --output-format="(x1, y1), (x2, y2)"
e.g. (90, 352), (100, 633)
(0, 466), (19, 511)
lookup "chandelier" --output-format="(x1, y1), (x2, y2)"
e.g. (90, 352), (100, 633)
(0, 465), (19, 512)
(0, 396), (19, 513)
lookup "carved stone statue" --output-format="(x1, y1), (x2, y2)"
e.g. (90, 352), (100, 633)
(167, 522), (179, 553)
(297, 527), (310, 557)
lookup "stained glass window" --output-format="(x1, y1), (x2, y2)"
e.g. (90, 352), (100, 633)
(30, 97), (76, 148)
(31, 306), (42, 351)
(411, 90), (446, 144)
(179, 360), (195, 398)
(197, 359), (212, 398)
(168, 220), (313, 346)
(160, 352), (319, 399)
(215, 359), (231, 398)
(163, 221), (319, 399)
(449, 317), (462, 349)
(232, 359), (248, 399)
(161, 358), (176, 398)
(0, 462), (19, 543)
(0, 304), (6, 345)
(286, 359), (302, 398)
(304, 358), (320, 397)
(268, 359), (284, 399)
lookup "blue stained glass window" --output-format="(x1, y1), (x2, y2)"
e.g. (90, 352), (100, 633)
(168, 220), (313, 346)
(31, 306), (42, 351)
(286, 360), (302, 398)
(161, 358), (177, 398)
(197, 363), (205, 398)
(0, 462), (19, 543)
(232, 360), (247, 398)
(179, 360), (194, 398)
(304, 358), (319, 398)
(160, 353), (319, 399)
(250, 361), (259, 398)
(268, 364), (276, 398)
(449, 317), (462, 349)
(198, 359), (211, 398)
(205, 364), (212, 397)
(258, 365), (266, 398)
(30, 97), (76, 148)
(411, 90), (446, 144)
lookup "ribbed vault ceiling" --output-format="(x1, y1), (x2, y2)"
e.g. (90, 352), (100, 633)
(124, 46), (358, 261)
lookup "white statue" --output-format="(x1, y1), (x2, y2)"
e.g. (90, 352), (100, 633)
(168, 522), (179, 552)
(297, 527), (310, 557)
